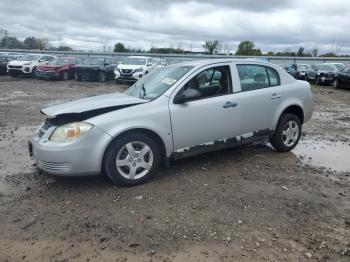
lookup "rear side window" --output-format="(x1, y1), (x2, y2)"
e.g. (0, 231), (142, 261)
(266, 67), (280, 86)
(237, 64), (280, 92)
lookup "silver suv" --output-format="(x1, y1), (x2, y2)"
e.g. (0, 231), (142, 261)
(29, 59), (313, 186)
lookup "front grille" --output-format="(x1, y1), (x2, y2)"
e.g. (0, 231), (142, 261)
(121, 69), (133, 74)
(38, 160), (71, 172)
(8, 65), (22, 69)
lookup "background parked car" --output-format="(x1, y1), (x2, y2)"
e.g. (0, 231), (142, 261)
(7, 54), (56, 77)
(114, 56), (157, 83)
(312, 63), (344, 85)
(284, 64), (298, 79)
(333, 66), (350, 89)
(36, 57), (81, 80)
(75, 57), (116, 82)
(0, 56), (10, 74)
(294, 64), (316, 81)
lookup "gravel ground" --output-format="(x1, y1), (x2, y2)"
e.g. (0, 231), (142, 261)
(0, 75), (349, 262)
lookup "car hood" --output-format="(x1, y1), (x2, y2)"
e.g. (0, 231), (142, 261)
(118, 64), (144, 70)
(41, 92), (147, 118)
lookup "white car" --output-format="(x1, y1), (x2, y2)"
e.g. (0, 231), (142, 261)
(114, 56), (156, 83)
(7, 54), (56, 77)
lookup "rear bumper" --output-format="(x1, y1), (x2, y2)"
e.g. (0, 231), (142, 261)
(30, 124), (112, 176)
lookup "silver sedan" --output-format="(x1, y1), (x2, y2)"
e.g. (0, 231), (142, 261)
(30, 59), (313, 186)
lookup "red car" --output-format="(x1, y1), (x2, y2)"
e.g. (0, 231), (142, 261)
(35, 57), (81, 80)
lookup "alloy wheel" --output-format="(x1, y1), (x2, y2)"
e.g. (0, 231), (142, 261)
(116, 141), (153, 180)
(282, 120), (299, 147)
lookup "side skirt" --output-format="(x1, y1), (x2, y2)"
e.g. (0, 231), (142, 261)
(172, 129), (273, 160)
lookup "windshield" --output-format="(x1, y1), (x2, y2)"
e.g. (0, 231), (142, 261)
(121, 58), (146, 66)
(82, 57), (105, 65)
(317, 64), (337, 71)
(18, 54), (40, 61)
(48, 58), (73, 65)
(333, 64), (344, 70)
(124, 66), (194, 100)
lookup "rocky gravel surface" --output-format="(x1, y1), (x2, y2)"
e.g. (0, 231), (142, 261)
(0, 76), (349, 261)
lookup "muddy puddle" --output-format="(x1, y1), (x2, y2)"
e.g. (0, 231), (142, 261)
(293, 138), (350, 173)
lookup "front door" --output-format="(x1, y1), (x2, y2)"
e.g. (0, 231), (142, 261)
(169, 65), (241, 154)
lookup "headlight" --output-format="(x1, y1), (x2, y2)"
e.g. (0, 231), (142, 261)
(134, 67), (144, 73)
(50, 122), (93, 143)
(23, 62), (32, 65)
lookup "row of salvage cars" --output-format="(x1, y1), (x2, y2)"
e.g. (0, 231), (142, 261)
(0, 52), (167, 83)
(284, 63), (350, 89)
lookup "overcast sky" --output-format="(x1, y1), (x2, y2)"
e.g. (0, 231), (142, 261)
(1, 0), (349, 54)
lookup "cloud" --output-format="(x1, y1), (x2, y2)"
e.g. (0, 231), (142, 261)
(0, 0), (349, 54)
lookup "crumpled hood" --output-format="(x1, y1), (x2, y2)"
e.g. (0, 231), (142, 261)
(41, 92), (147, 118)
(317, 70), (336, 74)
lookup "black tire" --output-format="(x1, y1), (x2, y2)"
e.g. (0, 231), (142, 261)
(315, 76), (322, 85)
(32, 67), (37, 77)
(269, 113), (302, 152)
(103, 132), (161, 186)
(75, 72), (81, 81)
(333, 79), (340, 89)
(61, 71), (69, 81)
(295, 72), (300, 80)
(99, 71), (106, 82)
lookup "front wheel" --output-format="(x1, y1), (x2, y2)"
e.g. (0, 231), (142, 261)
(269, 114), (302, 152)
(333, 79), (340, 89)
(103, 132), (160, 186)
(61, 71), (69, 81)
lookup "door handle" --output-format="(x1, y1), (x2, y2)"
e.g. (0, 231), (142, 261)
(223, 102), (238, 108)
(270, 93), (281, 100)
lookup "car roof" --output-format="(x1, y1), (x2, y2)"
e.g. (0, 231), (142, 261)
(172, 58), (277, 68)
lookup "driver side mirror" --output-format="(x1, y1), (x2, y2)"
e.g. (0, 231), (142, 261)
(174, 88), (202, 104)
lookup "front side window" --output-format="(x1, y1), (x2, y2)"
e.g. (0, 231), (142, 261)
(178, 65), (232, 101)
(237, 64), (280, 92)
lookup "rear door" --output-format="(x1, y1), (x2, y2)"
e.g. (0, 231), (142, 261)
(232, 64), (285, 134)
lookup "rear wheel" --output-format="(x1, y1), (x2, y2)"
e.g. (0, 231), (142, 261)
(99, 71), (106, 82)
(61, 71), (69, 81)
(103, 132), (160, 186)
(269, 113), (302, 152)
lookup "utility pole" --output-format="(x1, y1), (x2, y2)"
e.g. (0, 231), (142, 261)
(4, 30), (8, 48)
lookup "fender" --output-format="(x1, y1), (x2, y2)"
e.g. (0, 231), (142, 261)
(272, 99), (304, 130)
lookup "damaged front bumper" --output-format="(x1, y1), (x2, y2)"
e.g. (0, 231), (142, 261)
(29, 122), (112, 176)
